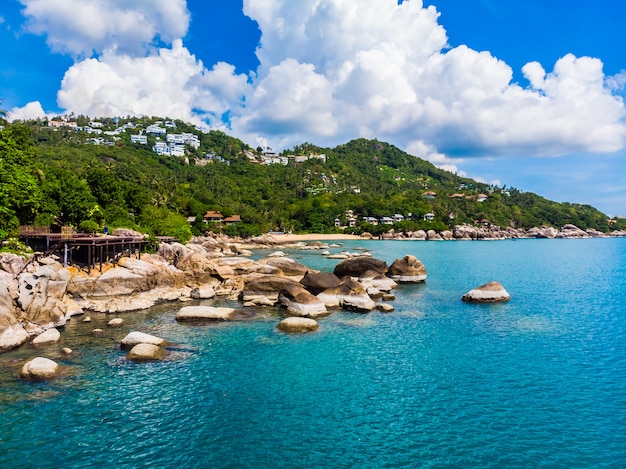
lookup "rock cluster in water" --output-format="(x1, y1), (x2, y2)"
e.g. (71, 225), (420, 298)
(0, 233), (430, 357)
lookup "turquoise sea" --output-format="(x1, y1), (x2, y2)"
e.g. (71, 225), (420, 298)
(1, 239), (625, 468)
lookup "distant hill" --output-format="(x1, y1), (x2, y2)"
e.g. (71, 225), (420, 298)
(0, 115), (620, 242)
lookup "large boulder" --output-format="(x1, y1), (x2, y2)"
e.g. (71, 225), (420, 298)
(278, 284), (328, 318)
(242, 275), (301, 303)
(300, 271), (342, 295)
(277, 317), (319, 333)
(121, 331), (172, 350)
(462, 281), (511, 303)
(333, 257), (388, 278)
(387, 255), (427, 283)
(126, 343), (168, 361)
(20, 357), (60, 381)
(17, 264), (71, 331)
(0, 275), (29, 352)
(317, 278), (376, 312)
(176, 305), (238, 321)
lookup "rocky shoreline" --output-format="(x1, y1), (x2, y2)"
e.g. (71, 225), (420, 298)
(1, 222), (623, 369)
(0, 233), (426, 357)
(363, 223), (626, 240)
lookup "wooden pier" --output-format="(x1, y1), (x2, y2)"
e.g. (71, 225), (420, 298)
(19, 226), (154, 273)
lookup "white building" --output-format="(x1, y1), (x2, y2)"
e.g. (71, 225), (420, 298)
(182, 132), (200, 149)
(131, 135), (147, 144)
(169, 143), (185, 156)
(146, 125), (166, 136)
(166, 133), (185, 144)
(153, 141), (170, 155)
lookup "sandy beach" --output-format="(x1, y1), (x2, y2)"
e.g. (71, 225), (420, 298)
(267, 233), (362, 242)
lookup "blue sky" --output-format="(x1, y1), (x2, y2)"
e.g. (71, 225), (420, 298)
(2, 0), (625, 217)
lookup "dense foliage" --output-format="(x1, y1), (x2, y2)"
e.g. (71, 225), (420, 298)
(0, 115), (620, 244)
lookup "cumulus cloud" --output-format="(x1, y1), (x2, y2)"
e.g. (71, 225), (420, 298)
(57, 40), (250, 127)
(230, 0), (626, 161)
(8, 101), (47, 121)
(19, 0), (189, 57)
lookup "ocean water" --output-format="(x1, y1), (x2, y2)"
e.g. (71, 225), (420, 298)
(1, 239), (625, 468)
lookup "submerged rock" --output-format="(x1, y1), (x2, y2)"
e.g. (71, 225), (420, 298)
(462, 281), (510, 303)
(176, 306), (238, 321)
(277, 317), (319, 333)
(126, 343), (168, 361)
(108, 318), (124, 327)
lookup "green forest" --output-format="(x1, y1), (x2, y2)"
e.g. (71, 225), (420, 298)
(0, 114), (622, 244)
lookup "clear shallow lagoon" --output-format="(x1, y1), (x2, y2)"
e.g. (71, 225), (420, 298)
(1, 239), (625, 468)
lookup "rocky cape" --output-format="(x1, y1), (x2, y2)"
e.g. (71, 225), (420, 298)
(0, 233), (427, 353)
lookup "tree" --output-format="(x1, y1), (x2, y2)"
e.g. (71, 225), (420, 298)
(0, 126), (43, 239)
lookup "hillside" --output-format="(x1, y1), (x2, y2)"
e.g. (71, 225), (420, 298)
(0, 116), (620, 242)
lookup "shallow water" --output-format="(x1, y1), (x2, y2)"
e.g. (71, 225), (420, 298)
(1, 239), (625, 468)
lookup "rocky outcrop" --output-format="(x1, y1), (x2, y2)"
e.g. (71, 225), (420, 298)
(277, 317), (319, 333)
(387, 255), (427, 283)
(462, 281), (510, 303)
(20, 357), (60, 380)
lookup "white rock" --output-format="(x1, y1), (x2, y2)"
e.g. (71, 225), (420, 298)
(32, 328), (61, 345)
(20, 357), (60, 380)
(462, 281), (511, 303)
(120, 331), (171, 350)
(176, 306), (238, 321)
(277, 317), (319, 333)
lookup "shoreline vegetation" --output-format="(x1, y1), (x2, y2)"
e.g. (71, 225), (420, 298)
(2, 117), (625, 249)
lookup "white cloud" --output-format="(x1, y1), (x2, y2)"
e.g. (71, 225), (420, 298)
(19, 0), (189, 57)
(231, 0), (626, 157)
(57, 40), (250, 126)
(8, 101), (47, 121)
